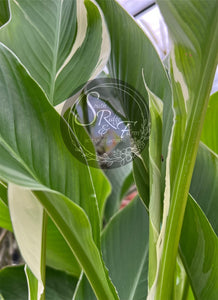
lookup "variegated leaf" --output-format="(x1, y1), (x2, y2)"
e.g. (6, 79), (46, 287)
(0, 0), (110, 104)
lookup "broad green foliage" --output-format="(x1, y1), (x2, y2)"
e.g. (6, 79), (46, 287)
(96, 0), (172, 204)
(74, 197), (149, 300)
(0, 43), (110, 246)
(0, 0), (110, 104)
(102, 197), (149, 300)
(0, 265), (78, 300)
(0, 0), (217, 299)
(148, 0), (218, 298)
(0, 24), (116, 300)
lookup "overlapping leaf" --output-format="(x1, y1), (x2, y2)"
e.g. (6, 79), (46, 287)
(149, 0), (218, 298)
(147, 90), (163, 289)
(0, 190), (81, 276)
(0, 43), (111, 246)
(74, 197), (149, 300)
(0, 181), (12, 231)
(8, 184), (48, 300)
(190, 143), (218, 235)
(0, 0), (110, 104)
(95, 0), (172, 208)
(201, 92), (218, 154)
(33, 190), (119, 300)
(0, 0), (10, 27)
(0, 265), (78, 300)
(6, 185), (119, 300)
(180, 196), (218, 300)
(0, 41), (117, 300)
(104, 163), (133, 221)
(102, 197), (149, 300)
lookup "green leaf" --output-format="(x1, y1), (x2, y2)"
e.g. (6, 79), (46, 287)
(0, 181), (12, 231)
(0, 43), (111, 247)
(8, 184), (47, 300)
(132, 147), (149, 209)
(95, 0), (172, 209)
(180, 196), (218, 300)
(0, 266), (28, 300)
(6, 184), (119, 299)
(95, 0), (171, 105)
(33, 190), (119, 300)
(0, 0), (10, 27)
(147, 90), (163, 288)
(104, 163), (133, 221)
(0, 180), (7, 204)
(0, 191), (81, 276)
(190, 143), (218, 235)
(73, 274), (96, 300)
(0, 200), (12, 232)
(101, 197), (149, 300)
(74, 197), (149, 300)
(201, 92), (218, 154)
(177, 142), (218, 299)
(0, 265), (78, 300)
(25, 266), (39, 300)
(0, 0), (110, 104)
(44, 267), (78, 300)
(150, 0), (218, 298)
(46, 216), (81, 277)
(6, 179), (117, 298)
(172, 258), (192, 300)
(0, 145), (40, 189)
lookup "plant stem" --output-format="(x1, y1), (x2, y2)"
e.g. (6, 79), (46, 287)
(154, 79), (216, 300)
(40, 210), (47, 300)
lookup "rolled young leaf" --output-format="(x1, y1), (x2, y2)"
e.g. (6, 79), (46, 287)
(149, 0), (218, 298)
(147, 89), (163, 289)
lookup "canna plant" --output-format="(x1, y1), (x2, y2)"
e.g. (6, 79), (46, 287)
(0, 0), (218, 299)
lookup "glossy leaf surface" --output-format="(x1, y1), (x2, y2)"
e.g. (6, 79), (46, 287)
(0, 43), (111, 247)
(0, 0), (110, 104)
